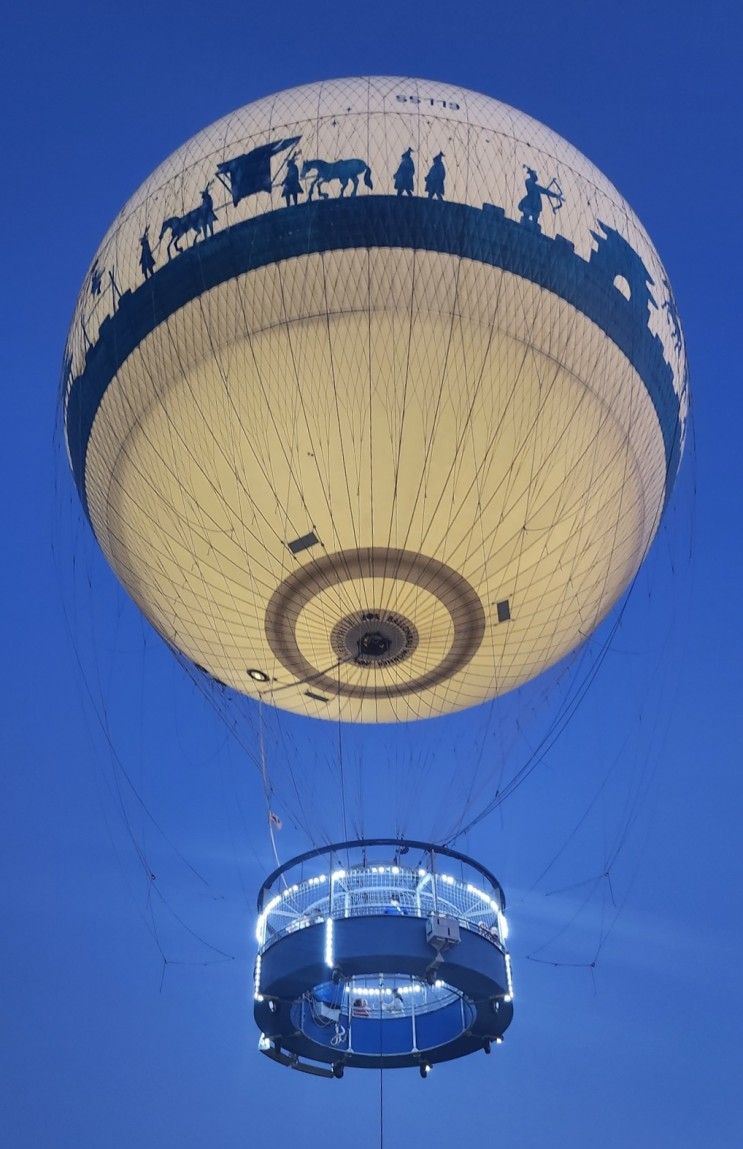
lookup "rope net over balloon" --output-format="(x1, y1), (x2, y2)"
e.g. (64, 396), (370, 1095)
(55, 76), (691, 978)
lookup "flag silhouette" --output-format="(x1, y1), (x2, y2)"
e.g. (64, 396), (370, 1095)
(216, 137), (301, 206)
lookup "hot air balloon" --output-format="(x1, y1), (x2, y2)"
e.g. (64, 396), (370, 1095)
(62, 77), (688, 1076)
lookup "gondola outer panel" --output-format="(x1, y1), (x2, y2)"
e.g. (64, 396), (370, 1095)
(63, 77), (688, 722)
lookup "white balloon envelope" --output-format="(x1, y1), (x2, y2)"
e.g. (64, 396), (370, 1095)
(63, 77), (688, 722)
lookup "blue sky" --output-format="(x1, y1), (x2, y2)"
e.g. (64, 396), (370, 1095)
(2, 1), (742, 1146)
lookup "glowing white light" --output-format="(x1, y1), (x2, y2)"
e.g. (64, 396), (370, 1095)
(258, 1033), (272, 1052)
(350, 983), (424, 998)
(505, 952), (514, 999)
(325, 916), (335, 969)
(418, 869), (427, 878)
(467, 882), (486, 898)
(254, 953), (262, 999)
(255, 891), (283, 945)
(498, 911), (509, 940)
(332, 869), (346, 881)
(391, 866), (400, 874)
(441, 874), (455, 885)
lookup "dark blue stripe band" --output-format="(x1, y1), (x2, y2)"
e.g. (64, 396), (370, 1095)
(65, 195), (682, 518)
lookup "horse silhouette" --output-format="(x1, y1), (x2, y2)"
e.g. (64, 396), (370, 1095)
(301, 158), (373, 200)
(159, 187), (217, 258)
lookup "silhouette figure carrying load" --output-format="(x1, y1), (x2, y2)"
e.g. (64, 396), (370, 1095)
(518, 166), (564, 231)
(281, 153), (303, 206)
(139, 228), (156, 280)
(424, 152), (446, 200)
(393, 148), (415, 196)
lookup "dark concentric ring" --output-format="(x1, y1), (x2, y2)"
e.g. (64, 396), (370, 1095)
(264, 547), (485, 700)
(330, 610), (418, 668)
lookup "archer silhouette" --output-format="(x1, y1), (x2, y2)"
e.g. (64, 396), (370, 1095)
(518, 166), (564, 231)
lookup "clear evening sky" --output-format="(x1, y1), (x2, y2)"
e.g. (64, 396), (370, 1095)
(2, 2), (741, 1146)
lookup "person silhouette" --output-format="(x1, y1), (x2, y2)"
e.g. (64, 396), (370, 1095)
(200, 185), (217, 240)
(90, 261), (103, 297)
(281, 153), (303, 206)
(662, 278), (683, 353)
(424, 152), (446, 200)
(518, 166), (562, 231)
(393, 148), (415, 196)
(139, 227), (156, 280)
(385, 988), (405, 1014)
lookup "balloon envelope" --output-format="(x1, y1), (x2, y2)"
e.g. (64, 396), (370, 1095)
(63, 77), (688, 722)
